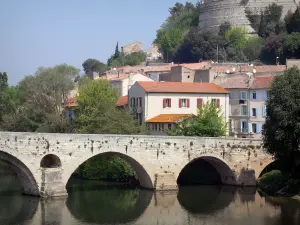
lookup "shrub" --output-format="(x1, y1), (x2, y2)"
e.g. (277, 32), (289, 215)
(257, 170), (285, 195)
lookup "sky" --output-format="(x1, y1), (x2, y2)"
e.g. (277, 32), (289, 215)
(0, 0), (197, 85)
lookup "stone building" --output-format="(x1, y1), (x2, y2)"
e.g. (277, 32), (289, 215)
(198, 0), (298, 33)
(121, 41), (142, 55)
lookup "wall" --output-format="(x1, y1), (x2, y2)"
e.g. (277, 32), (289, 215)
(122, 42), (142, 55)
(194, 69), (214, 83)
(146, 92), (229, 123)
(228, 89), (250, 136)
(248, 89), (268, 138)
(198, 0), (297, 34)
(286, 59), (300, 69)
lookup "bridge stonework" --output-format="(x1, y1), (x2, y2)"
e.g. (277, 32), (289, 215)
(0, 132), (273, 197)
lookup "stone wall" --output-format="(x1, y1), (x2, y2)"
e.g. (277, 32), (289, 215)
(198, 0), (298, 34)
(0, 132), (273, 197)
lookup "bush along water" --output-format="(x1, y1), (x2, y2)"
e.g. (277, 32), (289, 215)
(72, 155), (138, 184)
(257, 170), (300, 197)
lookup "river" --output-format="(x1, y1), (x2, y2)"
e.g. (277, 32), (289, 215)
(1, 174), (300, 225)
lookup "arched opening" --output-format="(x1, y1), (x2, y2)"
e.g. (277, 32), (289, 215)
(66, 152), (153, 192)
(177, 156), (236, 186)
(0, 151), (39, 196)
(258, 160), (285, 178)
(40, 154), (61, 168)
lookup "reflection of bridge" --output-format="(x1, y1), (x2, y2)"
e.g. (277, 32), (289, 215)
(0, 132), (273, 197)
(2, 187), (284, 225)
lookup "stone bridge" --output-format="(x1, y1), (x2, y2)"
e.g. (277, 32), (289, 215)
(0, 132), (273, 197)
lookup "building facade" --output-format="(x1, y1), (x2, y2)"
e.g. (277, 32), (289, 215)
(128, 81), (229, 135)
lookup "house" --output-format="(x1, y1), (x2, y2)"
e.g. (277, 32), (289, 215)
(220, 73), (275, 138)
(63, 97), (78, 123)
(116, 95), (128, 109)
(97, 73), (153, 97)
(248, 75), (274, 138)
(159, 62), (213, 82)
(128, 81), (229, 135)
(220, 74), (253, 137)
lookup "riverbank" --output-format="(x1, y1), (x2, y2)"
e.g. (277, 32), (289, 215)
(257, 170), (300, 199)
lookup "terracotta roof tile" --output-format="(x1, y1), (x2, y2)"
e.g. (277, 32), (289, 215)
(116, 95), (128, 107)
(219, 75), (250, 89)
(137, 81), (229, 94)
(181, 61), (212, 70)
(250, 75), (274, 89)
(146, 114), (193, 123)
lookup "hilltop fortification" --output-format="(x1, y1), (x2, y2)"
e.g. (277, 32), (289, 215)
(198, 0), (298, 33)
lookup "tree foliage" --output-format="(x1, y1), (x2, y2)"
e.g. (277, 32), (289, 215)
(75, 79), (147, 134)
(167, 101), (227, 136)
(262, 67), (300, 173)
(107, 51), (147, 68)
(0, 64), (78, 132)
(82, 58), (107, 77)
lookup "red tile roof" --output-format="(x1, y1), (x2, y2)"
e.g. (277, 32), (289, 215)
(116, 95), (128, 107)
(250, 75), (274, 89)
(220, 75), (250, 89)
(137, 81), (229, 94)
(146, 114), (193, 123)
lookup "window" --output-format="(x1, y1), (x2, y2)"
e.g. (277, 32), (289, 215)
(241, 105), (248, 116)
(130, 98), (136, 107)
(159, 124), (164, 131)
(240, 91), (247, 100)
(179, 99), (190, 108)
(154, 123), (158, 131)
(252, 108), (257, 117)
(212, 98), (220, 108)
(168, 124), (172, 129)
(137, 97), (142, 107)
(163, 98), (171, 108)
(252, 91), (257, 100)
(252, 123), (257, 133)
(262, 105), (266, 117)
(241, 121), (247, 133)
(197, 98), (203, 108)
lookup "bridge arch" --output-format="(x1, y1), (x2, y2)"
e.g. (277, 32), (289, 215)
(40, 154), (62, 168)
(177, 155), (237, 186)
(0, 151), (39, 196)
(65, 152), (154, 189)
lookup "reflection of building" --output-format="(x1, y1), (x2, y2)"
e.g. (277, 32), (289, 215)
(121, 41), (142, 55)
(128, 81), (229, 135)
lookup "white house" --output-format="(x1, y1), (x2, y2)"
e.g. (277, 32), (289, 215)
(97, 73), (153, 97)
(128, 81), (230, 135)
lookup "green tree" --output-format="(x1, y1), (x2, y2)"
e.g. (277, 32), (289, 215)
(114, 42), (120, 59)
(107, 51), (146, 68)
(262, 67), (300, 175)
(167, 101), (227, 136)
(0, 72), (8, 92)
(243, 36), (264, 61)
(281, 32), (300, 59)
(0, 64), (79, 132)
(82, 58), (107, 77)
(286, 7), (300, 34)
(75, 79), (146, 134)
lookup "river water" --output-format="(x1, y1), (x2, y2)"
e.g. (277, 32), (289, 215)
(1, 174), (300, 225)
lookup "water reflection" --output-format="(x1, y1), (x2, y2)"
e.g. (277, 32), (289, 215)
(66, 188), (153, 224)
(1, 172), (300, 225)
(177, 186), (236, 214)
(0, 175), (38, 225)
